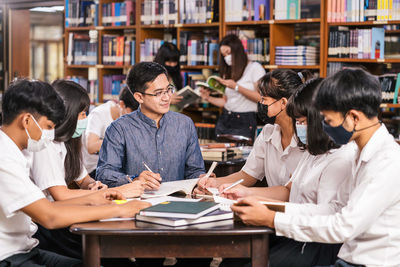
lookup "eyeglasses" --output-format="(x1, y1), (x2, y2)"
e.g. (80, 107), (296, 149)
(141, 85), (176, 98)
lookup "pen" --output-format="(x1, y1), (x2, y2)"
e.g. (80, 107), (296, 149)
(125, 175), (133, 183)
(143, 162), (153, 172)
(221, 179), (244, 194)
(203, 161), (218, 180)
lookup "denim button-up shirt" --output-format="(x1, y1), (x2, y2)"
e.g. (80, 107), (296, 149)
(96, 108), (205, 187)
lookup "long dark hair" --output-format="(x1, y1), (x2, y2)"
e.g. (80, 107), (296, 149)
(219, 34), (248, 81)
(258, 69), (303, 100)
(154, 42), (183, 89)
(52, 79), (90, 184)
(287, 78), (340, 155)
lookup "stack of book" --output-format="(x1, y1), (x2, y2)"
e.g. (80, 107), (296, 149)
(101, 0), (136, 26)
(225, 0), (270, 22)
(67, 32), (98, 65)
(201, 146), (242, 161)
(102, 33), (135, 65)
(328, 26), (384, 59)
(179, 0), (219, 24)
(275, 46), (318, 66)
(65, 0), (99, 27)
(328, 0), (400, 22)
(103, 75), (126, 101)
(140, 0), (178, 25)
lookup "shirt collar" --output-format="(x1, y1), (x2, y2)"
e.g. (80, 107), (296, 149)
(0, 129), (28, 165)
(358, 124), (390, 164)
(266, 124), (298, 154)
(136, 107), (169, 128)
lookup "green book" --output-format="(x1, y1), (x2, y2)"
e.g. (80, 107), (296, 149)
(139, 201), (220, 219)
(195, 75), (226, 94)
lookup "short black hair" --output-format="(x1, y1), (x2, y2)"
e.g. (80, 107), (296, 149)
(287, 78), (339, 155)
(119, 86), (139, 111)
(126, 62), (168, 93)
(314, 68), (382, 118)
(258, 69), (303, 100)
(2, 79), (65, 125)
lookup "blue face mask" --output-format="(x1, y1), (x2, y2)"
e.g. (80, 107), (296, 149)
(72, 118), (88, 138)
(295, 124), (307, 144)
(322, 117), (353, 145)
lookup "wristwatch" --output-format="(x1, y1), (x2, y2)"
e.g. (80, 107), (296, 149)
(234, 84), (239, 92)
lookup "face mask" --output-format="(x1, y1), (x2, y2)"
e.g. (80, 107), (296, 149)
(257, 99), (280, 125)
(165, 65), (179, 74)
(25, 115), (55, 152)
(295, 124), (307, 144)
(72, 118), (88, 138)
(322, 117), (353, 145)
(224, 54), (232, 66)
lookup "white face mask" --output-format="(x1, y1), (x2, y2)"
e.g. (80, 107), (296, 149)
(25, 115), (55, 152)
(295, 124), (307, 144)
(224, 54), (232, 66)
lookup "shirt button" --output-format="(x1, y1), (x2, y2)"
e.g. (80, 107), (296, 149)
(161, 168), (164, 171)
(159, 151), (161, 154)
(157, 134), (160, 137)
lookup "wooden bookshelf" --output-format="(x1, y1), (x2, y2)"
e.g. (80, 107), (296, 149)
(327, 58), (400, 63)
(380, 103), (400, 108)
(328, 20), (400, 26)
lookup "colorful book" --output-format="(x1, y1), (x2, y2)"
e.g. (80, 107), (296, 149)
(195, 75), (226, 94)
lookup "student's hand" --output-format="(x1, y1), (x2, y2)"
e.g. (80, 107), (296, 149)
(137, 170), (162, 190)
(117, 180), (145, 198)
(219, 183), (250, 200)
(85, 189), (126, 205)
(88, 181), (108, 191)
(170, 93), (183, 104)
(231, 197), (275, 228)
(193, 175), (218, 195)
(216, 78), (236, 89)
(119, 200), (152, 218)
(199, 87), (211, 101)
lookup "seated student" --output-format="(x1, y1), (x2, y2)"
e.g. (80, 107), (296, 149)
(195, 69), (305, 194)
(220, 78), (356, 267)
(231, 68), (400, 267)
(82, 87), (139, 178)
(96, 62), (205, 189)
(0, 79), (150, 267)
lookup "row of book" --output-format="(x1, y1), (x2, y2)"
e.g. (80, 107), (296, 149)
(225, 0), (270, 22)
(102, 33), (136, 65)
(195, 123), (216, 144)
(103, 75), (127, 101)
(328, 27), (384, 59)
(274, 46), (318, 66)
(67, 76), (98, 104)
(67, 32), (97, 65)
(139, 38), (163, 62)
(66, 0), (98, 27)
(327, 0), (400, 22)
(385, 35), (400, 59)
(179, 0), (219, 24)
(242, 38), (269, 64)
(141, 0), (178, 25)
(101, 1), (136, 26)
(179, 32), (219, 66)
(275, 0), (300, 20)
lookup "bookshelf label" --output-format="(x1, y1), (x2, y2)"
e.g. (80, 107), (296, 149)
(175, 23), (183, 27)
(95, 26), (104, 30)
(306, 18), (313, 22)
(373, 21), (387, 24)
(377, 59), (385, 63)
(269, 20), (274, 24)
(95, 64), (104, 69)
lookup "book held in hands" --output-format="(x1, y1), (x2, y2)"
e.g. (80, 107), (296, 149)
(195, 75), (226, 94)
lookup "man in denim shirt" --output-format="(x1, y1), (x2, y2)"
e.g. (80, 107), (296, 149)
(96, 62), (205, 189)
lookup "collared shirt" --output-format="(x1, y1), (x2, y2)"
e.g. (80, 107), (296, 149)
(27, 141), (87, 200)
(0, 130), (45, 261)
(96, 109), (205, 187)
(241, 124), (304, 186)
(275, 125), (400, 267)
(285, 142), (357, 215)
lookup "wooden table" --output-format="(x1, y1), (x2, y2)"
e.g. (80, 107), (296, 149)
(70, 220), (273, 267)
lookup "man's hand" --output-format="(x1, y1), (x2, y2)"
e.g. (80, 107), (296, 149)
(88, 181), (108, 191)
(193, 173), (217, 195)
(117, 180), (145, 198)
(137, 170), (162, 190)
(119, 200), (152, 218)
(219, 183), (250, 200)
(231, 197), (276, 228)
(84, 189), (126, 205)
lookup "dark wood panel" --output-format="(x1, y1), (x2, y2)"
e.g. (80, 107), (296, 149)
(10, 9), (30, 80)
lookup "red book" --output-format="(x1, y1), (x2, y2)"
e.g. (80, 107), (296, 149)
(116, 36), (125, 65)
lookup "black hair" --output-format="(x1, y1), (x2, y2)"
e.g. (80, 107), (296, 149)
(126, 62), (169, 93)
(119, 86), (139, 111)
(2, 79), (65, 126)
(52, 79), (90, 185)
(258, 69), (304, 100)
(314, 68), (382, 118)
(219, 34), (248, 81)
(154, 42), (183, 90)
(287, 78), (340, 155)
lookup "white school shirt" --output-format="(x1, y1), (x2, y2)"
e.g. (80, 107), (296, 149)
(0, 130), (45, 261)
(82, 101), (115, 173)
(29, 141), (88, 199)
(224, 61), (266, 113)
(285, 142), (357, 215)
(242, 124), (304, 186)
(274, 125), (400, 267)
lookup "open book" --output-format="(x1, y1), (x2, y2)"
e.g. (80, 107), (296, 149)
(195, 75), (225, 94)
(141, 178), (199, 199)
(174, 85), (201, 110)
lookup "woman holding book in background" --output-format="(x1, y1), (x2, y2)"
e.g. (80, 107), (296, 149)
(154, 42), (184, 107)
(199, 34), (266, 140)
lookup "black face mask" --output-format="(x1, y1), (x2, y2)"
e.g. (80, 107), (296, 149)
(257, 99), (280, 125)
(165, 65), (179, 75)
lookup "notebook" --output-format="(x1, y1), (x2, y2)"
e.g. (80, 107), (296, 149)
(139, 201), (220, 219)
(141, 178), (199, 199)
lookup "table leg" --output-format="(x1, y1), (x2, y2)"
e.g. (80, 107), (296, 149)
(251, 234), (269, 267)
(82, 234), (100, 267)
